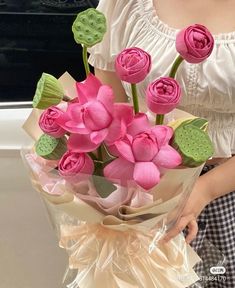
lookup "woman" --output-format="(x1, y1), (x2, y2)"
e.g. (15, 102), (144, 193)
(88, 1), (235, 286)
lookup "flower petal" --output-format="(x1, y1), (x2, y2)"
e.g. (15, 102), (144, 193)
(62, 121), (90, 134)
(97, 85), (114, 114)
(56, 111), (89, 134)
(115, 139), (135, 163)
(133, 162), (160, 190)
(105, 144), (120, 157)
(132, 134), (158, 162)
(105, 119), (126, 145)
(81, 154), (95, 175)
(68, 134), (99, 152)
(90, 128), (109, 145)
(151, 125), (173, 147)
(127, 113), (151, 136)
(55, 110), (70, 125)
(104, 158), (134, 186)
(113, 103), (134, 125)
(84, 101), (112, 131)
(153, 145), (182, 168)
(76, 73), (101, 104)
(67, 103), (83, 122)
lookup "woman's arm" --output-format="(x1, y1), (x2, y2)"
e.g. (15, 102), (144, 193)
(95, 68), (127, 102)
(163, 156), (235, 243)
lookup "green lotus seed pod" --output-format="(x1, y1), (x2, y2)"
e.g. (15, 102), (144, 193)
(35, 134), (67, 160)
(172, 124), (214, 167)
(72, 8), (107, 47)
(33, 73), (64, 110)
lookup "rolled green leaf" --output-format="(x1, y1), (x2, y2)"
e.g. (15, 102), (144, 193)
(169, 117), (208, 131)
(72, 8), (107, 47)
(35, 134), (67, 160)
(33, 73), (64, 109)
(179, 118), (209, 132)
(171, 121), (214, 167)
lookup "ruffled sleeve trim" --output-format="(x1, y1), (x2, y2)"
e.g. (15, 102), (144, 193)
(209, 127), (235, 158)
(88, 53), (116, 72)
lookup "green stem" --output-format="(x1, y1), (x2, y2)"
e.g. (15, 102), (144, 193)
(97, 146), (103, 162)
(82, 46), (90, 76)
(169, 55), (184, 79)
(131, 83), (139, 114)
(102, 143), (116, 159)
(155, 114), (164, 125)
(88, 152), (98, 161)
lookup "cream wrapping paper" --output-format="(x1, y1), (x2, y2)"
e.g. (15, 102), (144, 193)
(21, 72), (204, 288)
(22, 151), (202, 288)
(27, 172), (201, 288)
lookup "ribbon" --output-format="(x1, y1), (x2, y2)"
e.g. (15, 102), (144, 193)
(59, 221), (200, 288)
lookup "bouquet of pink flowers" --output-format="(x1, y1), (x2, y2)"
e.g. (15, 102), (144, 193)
(22, 8), (215, 288)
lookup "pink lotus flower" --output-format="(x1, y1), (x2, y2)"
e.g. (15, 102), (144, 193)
(176, 24), (214, 64)
(115, 47), (151, 83)
(58, 151), (94, 181)
(104, 114), (182, 190)
(56, 73), (133, 152)
(39, 106), (66, 138)
(146, 77), (181, 115)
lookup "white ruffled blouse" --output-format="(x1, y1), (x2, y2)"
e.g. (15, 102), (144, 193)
(88, 0), (235, 158)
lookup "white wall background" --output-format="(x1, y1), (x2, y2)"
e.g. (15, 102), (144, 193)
(0, 108), (67, 288)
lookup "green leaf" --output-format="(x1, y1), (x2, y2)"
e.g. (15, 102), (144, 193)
(92, 174), (117, 198)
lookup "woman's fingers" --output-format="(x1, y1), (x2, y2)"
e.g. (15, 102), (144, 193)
(162, 214), (197, 243)
(185, 218), (198, 244)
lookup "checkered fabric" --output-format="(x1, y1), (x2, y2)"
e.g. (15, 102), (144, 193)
(188, 180), (235, 288)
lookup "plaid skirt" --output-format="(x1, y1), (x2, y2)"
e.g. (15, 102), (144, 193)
(188, 166), (235, 287)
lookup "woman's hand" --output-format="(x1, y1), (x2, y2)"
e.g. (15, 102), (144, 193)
(162, 156), (235, 243)
(162, 175), (212, 244)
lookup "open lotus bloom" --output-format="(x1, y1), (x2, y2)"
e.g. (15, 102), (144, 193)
(21, 71), (220, 288)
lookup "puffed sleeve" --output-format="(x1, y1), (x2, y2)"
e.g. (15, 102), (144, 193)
(88, 0), (138, 71)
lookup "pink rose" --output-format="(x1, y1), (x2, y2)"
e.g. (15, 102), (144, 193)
(39, 106), (66, 138)
(104, 114), (182, 190)
(176, 24), (214, 64)
(146, 77), (181, 114)
(115, 47), (151, 83)
(58, 151), (94, 181)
